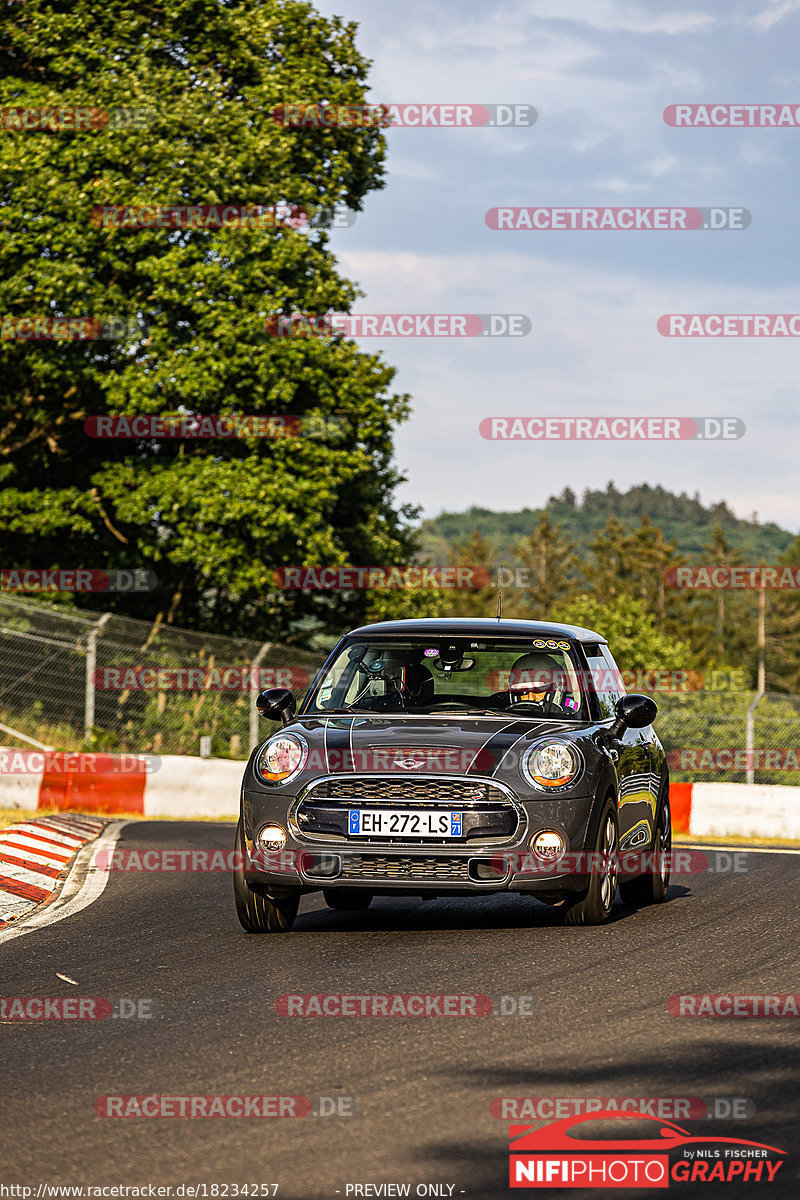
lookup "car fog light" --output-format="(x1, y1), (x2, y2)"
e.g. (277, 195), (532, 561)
(530, 830), (566, 858)
(256, 824), (287, 852)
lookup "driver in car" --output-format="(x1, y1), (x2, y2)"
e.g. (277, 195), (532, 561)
(501, 652), (575, 715)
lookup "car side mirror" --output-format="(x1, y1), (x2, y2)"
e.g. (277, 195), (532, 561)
(256, 687), (296, 725)
(612, 693), (658, 734)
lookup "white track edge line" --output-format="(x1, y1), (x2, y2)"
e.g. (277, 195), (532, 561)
(0, 821), (129, 946)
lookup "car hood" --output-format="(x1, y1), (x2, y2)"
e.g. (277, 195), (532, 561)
(282, 713), (585, 778)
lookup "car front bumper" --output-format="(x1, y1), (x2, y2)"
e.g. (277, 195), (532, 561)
(241, 777), (598, 896)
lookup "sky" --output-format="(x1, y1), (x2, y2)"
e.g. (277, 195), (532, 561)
(311, 0), (800, 529)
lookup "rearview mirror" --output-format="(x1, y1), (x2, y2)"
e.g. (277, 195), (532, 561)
(256, 687), (296, 725)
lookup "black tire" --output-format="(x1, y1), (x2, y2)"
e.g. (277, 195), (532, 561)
(323, 888), (373, 911)
(563, 801), (619, 926)
(233, 821), (300, 933)
(619, 786), (672, 906)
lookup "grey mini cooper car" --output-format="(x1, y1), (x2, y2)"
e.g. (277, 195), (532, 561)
(233, 618), (671, 932)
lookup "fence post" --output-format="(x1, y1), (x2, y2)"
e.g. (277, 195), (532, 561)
(745, 690), (765, 786)
(249, 642), (273, 752)
(84, 613), (111, 741)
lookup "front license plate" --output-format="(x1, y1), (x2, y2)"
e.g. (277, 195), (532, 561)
(348, 809), (463, 838)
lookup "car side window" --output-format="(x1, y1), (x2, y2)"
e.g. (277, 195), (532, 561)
(599, 646), (625, 695)
(584, 643), (624, 719)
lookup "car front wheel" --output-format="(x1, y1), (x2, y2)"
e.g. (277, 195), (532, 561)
(233, 820), (301, 933)
(563, 801), (619, 926)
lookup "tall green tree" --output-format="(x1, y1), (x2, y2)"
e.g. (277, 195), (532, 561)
(446, 529), (496, 618)
(690, 523), (750, 666)
(508, 512), (576, 617)
(551, 593), (693, 676)
(584, 515), (638, 600)
(584, 515), (681, 631)
(626, 516), (680, 623)
(765, 536), (800, 692)
(0, 0), (415, 641)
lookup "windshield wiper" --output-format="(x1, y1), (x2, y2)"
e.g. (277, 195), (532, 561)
(425, 706), (504, 717)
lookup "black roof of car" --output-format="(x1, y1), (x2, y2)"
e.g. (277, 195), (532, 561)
(345, 617), (607, 644)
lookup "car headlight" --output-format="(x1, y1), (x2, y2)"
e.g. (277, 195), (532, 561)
(521, 741), (582, 790)
(256, 733), (308, 784)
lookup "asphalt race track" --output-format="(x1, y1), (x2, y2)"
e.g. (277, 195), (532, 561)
(2, 819), (799, 1199)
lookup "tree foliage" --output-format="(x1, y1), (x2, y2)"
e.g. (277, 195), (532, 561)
(0, 0), (417, 641)
(551, 593), (693, 675)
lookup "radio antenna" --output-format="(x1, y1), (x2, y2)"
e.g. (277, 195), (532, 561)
(497, 563), (503, 620)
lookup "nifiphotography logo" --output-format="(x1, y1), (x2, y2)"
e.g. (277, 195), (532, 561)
(508, 1110), (785, 1188)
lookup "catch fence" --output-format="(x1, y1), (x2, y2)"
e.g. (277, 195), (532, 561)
(0, 595), (798, 783)
(0, 595), (326, 758)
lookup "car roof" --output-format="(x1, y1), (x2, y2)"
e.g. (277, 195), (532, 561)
(344, 617), (607, 644)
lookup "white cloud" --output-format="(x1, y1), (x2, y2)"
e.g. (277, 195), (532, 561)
(749, 0), (800, 31)
(313, 0), (799, 531)
(592, 176), (652, 193)
(336, 248), (800, 530)
(526, 0), (716, 35)
(386, 156), (442, 182)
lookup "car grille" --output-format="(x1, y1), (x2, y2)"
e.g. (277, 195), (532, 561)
(339, 854), (471, 882)
(312, 777), (503, 805)
(294, 775), (522, 846)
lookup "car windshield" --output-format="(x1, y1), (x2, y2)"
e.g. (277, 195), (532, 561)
(305, 636), (591, 720)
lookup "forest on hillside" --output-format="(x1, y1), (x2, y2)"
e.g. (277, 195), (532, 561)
(417, 482), (800, 694)
(419, 483), (793, 564)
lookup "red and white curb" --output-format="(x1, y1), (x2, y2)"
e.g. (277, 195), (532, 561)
(0, 814), (107, 927)
(0, 747), (240, 818)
